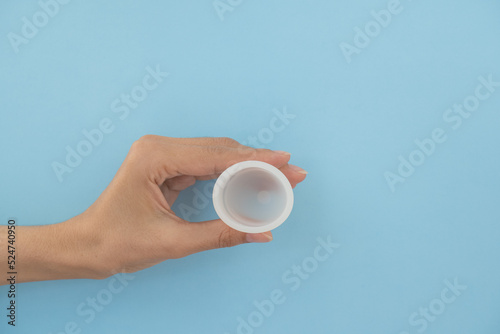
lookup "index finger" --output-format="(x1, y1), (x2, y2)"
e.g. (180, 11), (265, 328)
(128, 136), (291, 183)
(165, 143), (291, 177)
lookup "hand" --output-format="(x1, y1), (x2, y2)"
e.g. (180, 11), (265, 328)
(2, 136), (307, 284)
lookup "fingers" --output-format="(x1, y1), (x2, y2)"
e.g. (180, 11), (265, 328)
(278, 164), (308, 188)
(176, 219), (273, 255)
(129, 136), (292, 183)
(167, 145), (291, 178)
(140, 136), (242, 148)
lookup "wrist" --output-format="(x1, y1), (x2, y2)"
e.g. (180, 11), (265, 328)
(2, 215), (108, 284)
(47, 214), (109, 281)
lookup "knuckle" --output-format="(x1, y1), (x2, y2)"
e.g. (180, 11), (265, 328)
(132, 136), (151, 150)
(217, 137), (239, 146)
(239, 146), (257, 158)
(206, 144), (228, 156)
(130, 135), (160, 155)
(217, 227), (236, 248)
(138, 134), (159, 143)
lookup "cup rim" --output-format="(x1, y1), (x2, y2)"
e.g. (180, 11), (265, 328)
(213, 160), (294, 233)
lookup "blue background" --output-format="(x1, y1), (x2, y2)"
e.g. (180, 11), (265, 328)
(1, 0), (500, 333)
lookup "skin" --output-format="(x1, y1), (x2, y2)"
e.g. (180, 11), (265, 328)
(0, 136), (307, 284)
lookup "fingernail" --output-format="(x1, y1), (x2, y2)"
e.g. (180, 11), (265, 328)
(274, 150), (291, 156)
(289, 164), (308, 175)
(246, 232), (273, 243)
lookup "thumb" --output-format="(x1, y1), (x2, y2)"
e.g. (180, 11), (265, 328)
(180, 219), (273, 254)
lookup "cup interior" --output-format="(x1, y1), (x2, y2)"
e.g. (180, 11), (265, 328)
(223, 168), (288, 227)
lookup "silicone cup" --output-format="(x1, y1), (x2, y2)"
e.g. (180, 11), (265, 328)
(213, 161), (294, 233)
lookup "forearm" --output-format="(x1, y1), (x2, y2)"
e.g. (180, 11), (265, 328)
(1, 216), (104, 285)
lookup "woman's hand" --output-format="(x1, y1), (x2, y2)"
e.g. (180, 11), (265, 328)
(1, 136), (307, 284)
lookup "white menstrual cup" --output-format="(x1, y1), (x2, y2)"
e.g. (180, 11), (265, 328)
(213, 161), (294, 233)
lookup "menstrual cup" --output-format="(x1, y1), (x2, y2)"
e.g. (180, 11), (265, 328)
(213, 161), (294, 233)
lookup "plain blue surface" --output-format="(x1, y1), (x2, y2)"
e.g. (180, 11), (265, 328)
(1, 1), (500, 333)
